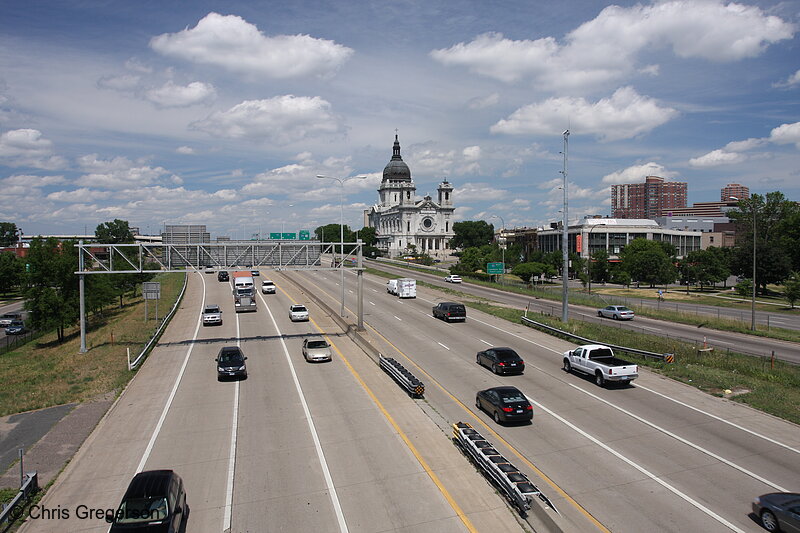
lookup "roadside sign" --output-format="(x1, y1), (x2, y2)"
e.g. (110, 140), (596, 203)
(487, 262), (504, 274)
(281, 232), (297, 240)
(269, 232), (281, 239)
(299, 230), (310, 240)
(143, 282), (161, 300)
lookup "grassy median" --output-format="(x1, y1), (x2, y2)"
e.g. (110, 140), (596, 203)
(0, 272), (184, 417)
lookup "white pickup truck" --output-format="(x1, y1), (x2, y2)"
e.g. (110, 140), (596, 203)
(562, 344), (638, 387)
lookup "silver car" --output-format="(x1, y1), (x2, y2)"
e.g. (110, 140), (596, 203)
(597, 305), (634, 320)
(302, 337), (332, 362)
(202, 304), (222, 326)
(289, 304), (309, 322)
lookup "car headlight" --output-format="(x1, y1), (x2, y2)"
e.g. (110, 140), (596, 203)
(218, 367), (224, 372)
(238, 366), (246, 371)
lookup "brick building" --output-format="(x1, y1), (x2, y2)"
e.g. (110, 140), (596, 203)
(611, 176), (687, 219)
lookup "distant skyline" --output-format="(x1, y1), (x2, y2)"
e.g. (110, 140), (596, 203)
(1, 0), (799, 238)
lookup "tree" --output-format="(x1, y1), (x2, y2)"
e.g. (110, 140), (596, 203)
(784, 272), (800, 309)
(0, 252), (23, 295)
(451, 221), (494, 249)
(735, 278), (752, 298)
(689, 247), (731, 290)
(619, 238), (677, 287)
(589, 249), (610, 284)
(0, 222), (19, 247)
(356, 226), (377, 246)
(24, 237), (79, 342)
(95, 219), (135, 243)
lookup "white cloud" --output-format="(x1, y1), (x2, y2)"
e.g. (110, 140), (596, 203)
(150, 12), (354, 78)
(191, 96), (343, 145)
(725, 138), (765, 152)
(47, 188), (111, 202)
(770, 122), (800, 149)
(462, 146), (481, 161)
(97, 74), (141, 92)
(455, 182), (507, 202)
(689, 149), (747, 167)
(431, 2), (793, 92)
(774, 69), (800, 88)
(176, 146), (195, 155)
(2, 174), (66, 187)
(144, 81), (216, 107)
(75, 154), (173, 189)
(0, 129), (67, 169)
(602, 162), (678, 183)
(491, 87), (677, 141)
(467, 93), (500, 110)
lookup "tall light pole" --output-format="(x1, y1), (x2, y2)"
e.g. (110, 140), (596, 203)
(560, 129), (570, 323)
(730, 196), (757, 331)
(317, 174), (367, 316)
(490, 215), (505, 286)
(587, 222), (606, 294)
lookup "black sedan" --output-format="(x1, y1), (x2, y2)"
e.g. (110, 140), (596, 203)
(477, 347), (524, 375)
(107, 469), (187, 532)
(752, 492), (800, 532)
(475, 386), (533, 424)
(216, 346), (247, 380)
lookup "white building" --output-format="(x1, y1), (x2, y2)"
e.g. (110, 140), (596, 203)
(364, 135), (455, 258)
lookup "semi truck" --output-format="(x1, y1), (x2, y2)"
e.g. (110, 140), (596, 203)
(232, 271), (257, 313)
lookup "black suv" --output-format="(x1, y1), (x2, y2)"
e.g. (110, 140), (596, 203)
(477, 347), (525, 375)
(217, 271), (229, 282)
(432, 302), (466, 322)
(216, 346), (247, 380)
(107, 469), (187, 532)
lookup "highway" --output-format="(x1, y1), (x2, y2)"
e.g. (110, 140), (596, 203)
(21, 272), (521, 533)
(291, 267), (800, 532)
(368, 261), (800, 364)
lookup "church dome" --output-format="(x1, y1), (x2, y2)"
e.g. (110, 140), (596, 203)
(382, 135), (411, 183)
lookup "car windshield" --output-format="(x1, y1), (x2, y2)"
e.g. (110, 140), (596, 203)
(204, 307), (218, 313)
(115, 497), (168, 523)
(498, 391), (526, 403)
(307, 340), (328, 349)
(219, 353), (243, 365)
(292, 306), (307, 312)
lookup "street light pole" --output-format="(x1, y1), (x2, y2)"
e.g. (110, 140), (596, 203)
(491, 215), (505, 286)
(560, 129), (570, 323)
(587, 222), (606, 294)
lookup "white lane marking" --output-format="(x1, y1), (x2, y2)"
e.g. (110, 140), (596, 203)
(394, 316), (402, 321)
(479, 339), (492, 346)
(524, 394), (746, 533)
(136, 273), (205, 472)
(222, 313), (243, 531)
(634, 383), (800, 455)
(437, 342), (450, 350)
(348, 290), (354, 294)
(371, 288), (378, 293)
(568, 383), (787, 491)
(259, 292), (349, 533)
(369, 301), (376, 306)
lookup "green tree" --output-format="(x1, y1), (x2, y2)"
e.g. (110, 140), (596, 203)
(356, 226), (377, 246)
(589, 249), (610, 284)
(610, 267), (631, 288)
(735, 278), (752, 298)
(24, 237), (79, 342)
(95, 219), (135, 243)
(784, 272), (800, 309)
(0, 222), (19, 247)
(619, 238), (677, 287)
(0, 252), (23, 295)
(451, 221), (494, 249)
(690, 247), (731, 290)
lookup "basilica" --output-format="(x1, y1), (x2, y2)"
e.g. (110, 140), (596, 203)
(364, 135), (455, 259)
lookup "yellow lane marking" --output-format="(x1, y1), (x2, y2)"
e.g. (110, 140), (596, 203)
(293, 271), (609, 532)
(279, 279), (478, 533)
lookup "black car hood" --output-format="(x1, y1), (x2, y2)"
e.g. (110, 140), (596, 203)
(110, 521), (170, 532)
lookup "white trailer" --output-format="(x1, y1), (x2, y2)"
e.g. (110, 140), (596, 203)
(397, 278), (416, 298)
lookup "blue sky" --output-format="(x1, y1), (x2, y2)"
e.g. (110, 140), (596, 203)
(1, 0), (798, 239)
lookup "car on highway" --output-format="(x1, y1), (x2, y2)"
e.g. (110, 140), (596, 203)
(289, 304), (309, 322)
(444, 274), (462, 283)
(202, 304), (222, 326)
(0, 313), (22, 327)
(302, 337), (332, 362)
(261, 280), (276, 294)
(477, 347), (525, 375)
(250, 269), (260, 276)
(597, 305), (634, 320)
(216, 346), (247, 380)
(106, 469), (187, 532)
(4, 320), (25, 335)
(217, 271), (229, 282)
(204, 265), (214, 274)
(752, 492), (800, 532)
(432, 302), (466, 322)
(475, 386), (533, 424)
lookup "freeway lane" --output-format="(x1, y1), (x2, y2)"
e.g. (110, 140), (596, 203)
(21, 271), (520, 533)
(367, 261), (800, 364)
(295, 268), (800, 532)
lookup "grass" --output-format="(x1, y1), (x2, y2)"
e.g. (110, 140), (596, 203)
(0, 273), (184, 417)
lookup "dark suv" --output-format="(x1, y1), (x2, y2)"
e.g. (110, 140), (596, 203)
(217, 271), (229, 282)
(216, 346), (247, 380)
(107, 469), (187, 532)
(477, 347), (524, 375)
(432, 302), (466, 322)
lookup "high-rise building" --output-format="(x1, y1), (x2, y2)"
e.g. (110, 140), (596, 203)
(611, 176), (687, 219)
(721, 183), (749, 201)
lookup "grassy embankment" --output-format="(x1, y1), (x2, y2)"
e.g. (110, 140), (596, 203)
(0, 272), (184, 417)
(367, 266), (800, 425)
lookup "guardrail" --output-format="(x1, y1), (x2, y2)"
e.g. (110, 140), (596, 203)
(129, 272), (188, 369)
(0, 472), (38, 532)
(520, 314), (674, 363)
(379, 355), (425, 397)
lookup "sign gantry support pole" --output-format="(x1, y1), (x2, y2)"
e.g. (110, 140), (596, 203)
(79, 240), (87, 353)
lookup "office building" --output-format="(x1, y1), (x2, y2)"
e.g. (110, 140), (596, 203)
(611, 176), (687, 219)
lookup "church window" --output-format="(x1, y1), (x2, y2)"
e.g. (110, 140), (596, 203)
(407, 191), (411, 199)
(446, 221), (449, 232)
(394, 194), (397, 202)
(407, 221), (410, 232)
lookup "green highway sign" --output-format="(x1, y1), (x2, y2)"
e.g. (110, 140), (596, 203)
(487, 262), (504, 274)
(299, 230), (310, 240)
(269, 232), (281, 239)
(281, 232), (297, 240)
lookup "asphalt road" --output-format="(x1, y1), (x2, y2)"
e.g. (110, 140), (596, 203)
(368, 261), (800, 364)
(291, 267), (800, 533)
(20, 272), (521, 533)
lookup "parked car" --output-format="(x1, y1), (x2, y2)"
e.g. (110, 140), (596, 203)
(261, 280), (276, 294)
(444, 275), (462, 283)
(477, 347), (524, 375)
(597, 305), (634, 320)
(302, 337), (332, 362)
(475, 386), (533, 424)
(217, 271), (229, 282)
(4, 320), (25, 335)
(289, 304), (309, 322)
(250, 270), (260, 277)
(216, 346), (247, 380)
(202, 304), (222, 326)
(0, 313), (22, 327)
(432, 302), (466, 322)
(752, 492), (800, 532)
(107, 469), (187, 532)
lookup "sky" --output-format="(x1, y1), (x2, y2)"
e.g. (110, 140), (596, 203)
(1, 0), (799, 239)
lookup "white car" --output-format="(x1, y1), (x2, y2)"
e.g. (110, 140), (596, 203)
(204, 266), (214, 274)
(202, 304), (222, 326)
(289, 304), (309, 322)
(302, 337), (332, 362)
(597, 305), (635, 320)
(444, 275), (462, 283)
(261, 280), (276, 294)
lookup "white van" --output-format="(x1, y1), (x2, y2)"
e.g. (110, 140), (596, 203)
(397, 278), (416, 298)
(386, 279), (399, 295)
